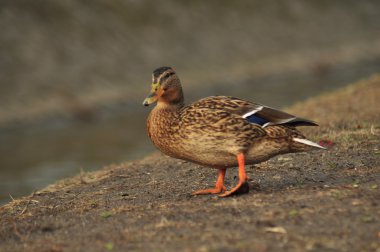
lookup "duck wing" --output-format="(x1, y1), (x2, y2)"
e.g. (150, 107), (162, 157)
(190, 96), (318, 127)
(179, 103), (266, 141)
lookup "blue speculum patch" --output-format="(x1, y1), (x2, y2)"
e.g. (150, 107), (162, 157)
(246, 115), (268, 126)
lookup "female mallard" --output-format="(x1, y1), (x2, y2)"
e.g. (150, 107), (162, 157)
(143, 66), (325, 197)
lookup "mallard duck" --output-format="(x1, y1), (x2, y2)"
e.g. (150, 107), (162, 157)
(143, 66), (325, 197)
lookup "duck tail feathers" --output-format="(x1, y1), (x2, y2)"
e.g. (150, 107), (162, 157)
(293, 137), (326, 150)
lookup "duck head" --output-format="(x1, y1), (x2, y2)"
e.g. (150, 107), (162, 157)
(143, 67), (184, 107)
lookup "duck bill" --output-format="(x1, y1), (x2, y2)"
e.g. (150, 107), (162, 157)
(143, 84), (161, 106)
(143, 92), (158, 106)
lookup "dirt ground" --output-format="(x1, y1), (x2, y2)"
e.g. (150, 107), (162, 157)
(1, 75), (379, 252)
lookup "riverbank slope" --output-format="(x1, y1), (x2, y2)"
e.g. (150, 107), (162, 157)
(1, 75), (379, 252)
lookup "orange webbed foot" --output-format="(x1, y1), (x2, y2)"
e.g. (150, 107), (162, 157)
(192, 185), (227, 195)
(219, 153), (249, 197)
(192, 169), (226, 196)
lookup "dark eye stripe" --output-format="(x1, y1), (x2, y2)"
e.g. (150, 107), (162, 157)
(160, 72), (175, 82)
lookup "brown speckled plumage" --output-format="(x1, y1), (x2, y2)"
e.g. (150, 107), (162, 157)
(143, 67), (325, 196)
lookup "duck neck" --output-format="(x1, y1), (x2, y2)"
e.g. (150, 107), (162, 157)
(148, 101), (182, 139)
(152, 100), (183, 127)
(156, 101), (184, 111)
(171, 86), (185, 108)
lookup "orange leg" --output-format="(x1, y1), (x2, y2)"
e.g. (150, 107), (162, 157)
(219, 153), (249, 197)
(192, 169), (227, 195)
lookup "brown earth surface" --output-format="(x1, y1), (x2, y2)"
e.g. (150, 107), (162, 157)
(0, 75), (379, 252)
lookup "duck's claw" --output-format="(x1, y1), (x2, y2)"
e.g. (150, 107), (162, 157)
(219, 181), (249, 197)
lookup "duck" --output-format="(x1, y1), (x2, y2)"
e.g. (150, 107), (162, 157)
(143, 66), (325, 197)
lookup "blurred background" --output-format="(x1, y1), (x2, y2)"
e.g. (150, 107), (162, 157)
(1, 0), (380, 205)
